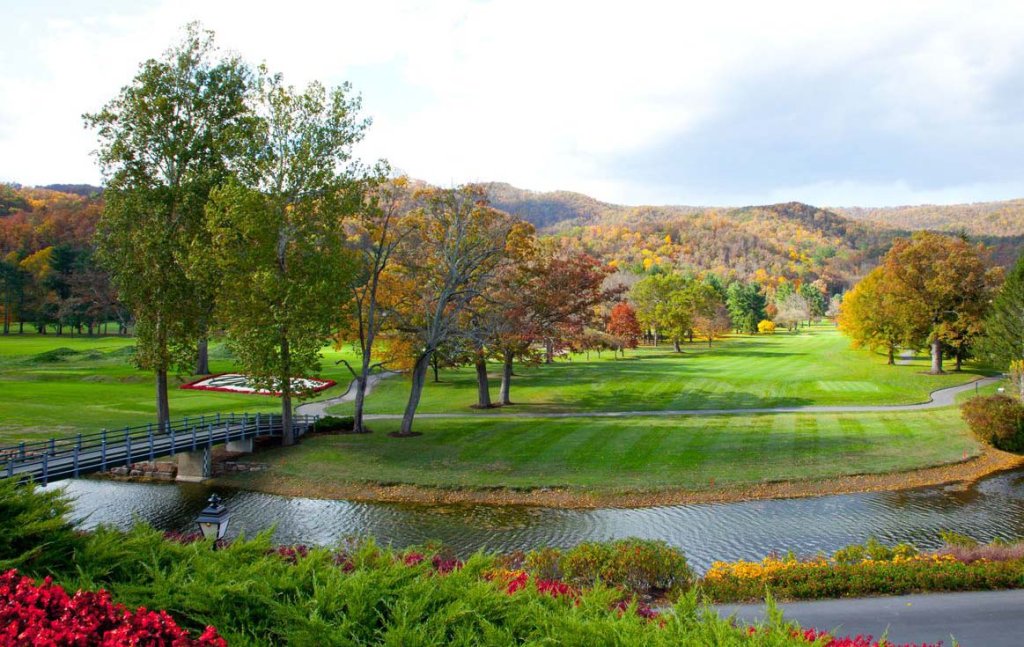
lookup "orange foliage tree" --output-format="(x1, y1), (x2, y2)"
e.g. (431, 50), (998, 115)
(606, 301), (641, 354)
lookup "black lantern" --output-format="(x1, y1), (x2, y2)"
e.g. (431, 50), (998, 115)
(196, 494), (230, 548)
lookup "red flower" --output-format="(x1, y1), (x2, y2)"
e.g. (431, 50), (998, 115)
(0, 569), (226, 647)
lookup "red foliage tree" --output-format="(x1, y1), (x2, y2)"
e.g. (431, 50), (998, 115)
(606, 301), (641, 350)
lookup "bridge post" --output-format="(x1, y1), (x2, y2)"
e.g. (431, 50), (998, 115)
(176, 447), (211, 483)
(226, 415), (253, 453)
(100, 430), (107, 471)
(148, 423), (155, 461)
(124, 428), (132, 468)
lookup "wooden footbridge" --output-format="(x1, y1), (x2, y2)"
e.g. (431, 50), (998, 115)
(1, 413), (319, 486)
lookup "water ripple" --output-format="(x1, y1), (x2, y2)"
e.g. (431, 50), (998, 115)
(52, 469), (1024, 573)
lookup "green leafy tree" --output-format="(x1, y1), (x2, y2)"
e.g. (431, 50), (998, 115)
(799, 282), (828, 323)
(206, 71), (365, 445)
(631, 272), (695, 350)
(84, 24), (250, 426)
(725, 281), (766, 334)
(979, 253), (1024, 390)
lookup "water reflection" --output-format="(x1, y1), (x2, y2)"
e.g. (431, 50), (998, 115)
(53, 469), (1024, 573)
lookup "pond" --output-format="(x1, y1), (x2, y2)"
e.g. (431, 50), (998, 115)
(55, 469), (1024, 573)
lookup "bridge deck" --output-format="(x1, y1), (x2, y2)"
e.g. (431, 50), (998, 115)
(1, 413), (318, 486)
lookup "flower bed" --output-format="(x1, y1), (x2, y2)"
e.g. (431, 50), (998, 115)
(179, 373), (335, 395)
(701, 538), (1024, 603)
(0, 570), (224, 646)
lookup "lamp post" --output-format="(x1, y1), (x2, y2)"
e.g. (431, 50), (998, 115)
(196, 493), (230, 549)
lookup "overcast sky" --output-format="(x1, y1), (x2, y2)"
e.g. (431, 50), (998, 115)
(3, 0), (1024, 207)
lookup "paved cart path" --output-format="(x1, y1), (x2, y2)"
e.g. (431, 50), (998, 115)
(356, 376), (998, 420)
(717, 588), (1024, 646)
(296, 371), (398, 418)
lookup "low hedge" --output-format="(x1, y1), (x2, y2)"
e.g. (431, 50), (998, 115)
(701, 537), (1024, 603)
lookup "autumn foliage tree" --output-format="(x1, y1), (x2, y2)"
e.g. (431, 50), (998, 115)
(838, 266), (924, 365)
(605, 302), (641, 354)
(880, 233), (999, 374)
(386, 185), (523, 436)
(339, 175), (413, 432)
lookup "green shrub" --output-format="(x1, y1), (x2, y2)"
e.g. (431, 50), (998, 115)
(523, 546), (562, 581)
(39, 529), (811, 646)
(312, 415), (355, 433)
(961, 394), (1024, 451)
(549, 539), (692, 596)
(939, 529), (979, 548)
(0, 478), (82, 572)
(832, 537), (919, 564)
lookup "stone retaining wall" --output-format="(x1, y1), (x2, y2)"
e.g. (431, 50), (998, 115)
(105, 457), (270, 481)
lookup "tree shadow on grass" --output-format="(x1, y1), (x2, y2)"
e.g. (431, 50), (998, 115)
(546, 388), (816, 413)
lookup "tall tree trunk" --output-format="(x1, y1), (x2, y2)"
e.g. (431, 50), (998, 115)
(673, 338), (681, 353)
(431, 353), (440, 382)
(930, 339), (944, 374)
(398, 353), (431, 436)
(155, 369), (170, 429)
(887, 346), (895, 365)
(500, 350), (513, 405)
(195, 337), (211, 375)
(545, 339), (554, 364)
(653, 330), (659, 347)
(281, 336), (294, 446)
(352, 344), (373, 434)
(475, 353), (492, 408)
(954, 350), (963, 372)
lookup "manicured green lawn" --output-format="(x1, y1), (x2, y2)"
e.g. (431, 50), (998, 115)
(0, 326), (991, 492)
(326, 325), (987, 417)
(0, 335), (361, 443)
(223, 408), (979, 493)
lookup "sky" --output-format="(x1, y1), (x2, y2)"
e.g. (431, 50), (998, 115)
(3, 0), (1024, 208)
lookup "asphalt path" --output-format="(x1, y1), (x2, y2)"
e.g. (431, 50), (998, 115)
(717, 589), (1024, 646)
(352, 376), (999, 420)
(295, 371), (398, 418)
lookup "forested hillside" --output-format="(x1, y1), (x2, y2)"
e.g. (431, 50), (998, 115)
(3, 182), (1022, 338)
(833, 200), (1024, 237)
(0, 185), (119, 334)
(486, 184), (1023, 289)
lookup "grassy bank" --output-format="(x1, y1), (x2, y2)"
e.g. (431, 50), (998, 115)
(217, 407), (984, 500)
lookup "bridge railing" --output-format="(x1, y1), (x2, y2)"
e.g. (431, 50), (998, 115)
(3, 413), (319, 484)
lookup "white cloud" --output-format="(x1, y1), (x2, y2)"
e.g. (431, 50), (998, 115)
(2, 0), (1024, 206)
